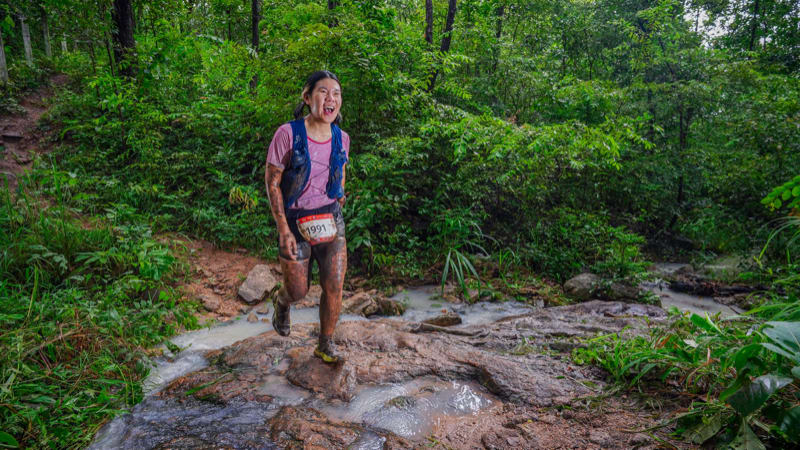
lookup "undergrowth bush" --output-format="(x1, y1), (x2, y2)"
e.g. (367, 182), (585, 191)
(0, 174), (196, 448)
(573, 306), (800, 447)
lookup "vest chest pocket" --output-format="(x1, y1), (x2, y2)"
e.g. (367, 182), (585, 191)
(290, 148), (307, 168)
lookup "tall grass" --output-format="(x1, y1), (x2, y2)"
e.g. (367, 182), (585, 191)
(0, 173), (196, 448)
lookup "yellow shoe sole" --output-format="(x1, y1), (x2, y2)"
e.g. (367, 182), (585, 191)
(313, 347), (340, 364)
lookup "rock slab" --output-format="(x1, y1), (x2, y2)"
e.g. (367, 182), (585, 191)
(564, 273), (601, 300)
(238, 264), (278, 303)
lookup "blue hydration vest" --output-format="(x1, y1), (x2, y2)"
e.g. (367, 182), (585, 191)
(280, 119), (347, 209)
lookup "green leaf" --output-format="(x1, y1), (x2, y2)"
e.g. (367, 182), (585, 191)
(772, 199), (782, 209)
(0, 431), (18, 448)
(778, 406), (800, 442)
(690, 313), (723, 335)
(793, 186), (800, 197)
(792, 366), (800, 379)
(727, 374), (793, 417)
(781, 189), (792, 201)
(732, 344), (762, 371)
(762, 321), (800, 364)
(729, 420), (765, 450)
(684, 412), (724, 444)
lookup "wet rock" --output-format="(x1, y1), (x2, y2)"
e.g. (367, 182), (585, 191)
(267, 406), (412, 449)
(285, 347), (356, 401)
(602, 281), (644, 302)
(342, 290), (405, 317)
(238, 264), (278, 303)
(255, 301), (271, 314)
(200, 294), (220, 312)
(422, 311), (462, 326)
(1, 132), (22, 142)
(650, 262), (693, 279)
(247, 311), (258, 322)
(386, 395), (416, 409)
(564, 273), (601, 300)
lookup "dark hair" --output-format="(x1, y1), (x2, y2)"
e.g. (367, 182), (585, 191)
(293, 70), (343, 126)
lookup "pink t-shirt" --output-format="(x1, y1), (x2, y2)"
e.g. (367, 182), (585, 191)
(267, 122), (350, 210)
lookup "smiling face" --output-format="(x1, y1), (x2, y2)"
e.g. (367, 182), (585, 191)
(304, 77), (342, 124)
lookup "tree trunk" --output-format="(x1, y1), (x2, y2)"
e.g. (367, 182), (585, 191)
(495, 4), (505, 39)
(492, 4), (504, 72)
(424, 0), (433, 44)
(227, 8), (232, 40)
(0, 27), (8, 84)
(327, 0), (338, 27)
(42, 9), (52, 58)
(105, 31), (116, 76)
(251, 0), (259, 51)
(61, 34), (68, 53)
(112, 0), (136, 77)
(428, 0), (458, 92)
(439, 0), (457, 53)
(748, 0), (760, 51)
(21, 15), (33, 65)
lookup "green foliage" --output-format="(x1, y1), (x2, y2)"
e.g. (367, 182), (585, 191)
(573, 309), (800, 447)
(0, 176), (195, 448)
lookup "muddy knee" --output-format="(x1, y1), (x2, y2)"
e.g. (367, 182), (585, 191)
(280, 281), (308, 304)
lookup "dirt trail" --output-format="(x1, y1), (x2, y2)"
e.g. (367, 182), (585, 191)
(0, 74), (68, 191)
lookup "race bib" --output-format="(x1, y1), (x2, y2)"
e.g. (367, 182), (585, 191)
(296, 213), (337, 245)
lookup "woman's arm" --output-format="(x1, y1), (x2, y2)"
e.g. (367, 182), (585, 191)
(266, 164), (297, 258)
(338, 165), (346, 208)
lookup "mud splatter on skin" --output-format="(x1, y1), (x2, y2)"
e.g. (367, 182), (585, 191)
(278, 236), (347, 338)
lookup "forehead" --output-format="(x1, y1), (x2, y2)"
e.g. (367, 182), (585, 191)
(313, 78), (341, 92)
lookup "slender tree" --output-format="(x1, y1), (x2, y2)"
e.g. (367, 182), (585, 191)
(111, 0), (135, 77)
(41, 7), (51, 57)
(20, 14), (33, 65)
(424, 0), (433, 44)
(251, 0), (259, 51)
(427, 0), (458, 91)
(0, 26), (8, 84)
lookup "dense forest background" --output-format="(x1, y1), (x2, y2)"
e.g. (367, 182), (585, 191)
(1, 0), (798, 447)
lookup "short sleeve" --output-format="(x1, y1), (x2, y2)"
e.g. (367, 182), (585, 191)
(267, 123), (293, 169)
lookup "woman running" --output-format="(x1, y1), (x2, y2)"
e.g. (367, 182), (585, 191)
(265, 70), (349, 363)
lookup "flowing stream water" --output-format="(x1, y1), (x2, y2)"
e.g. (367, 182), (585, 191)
(91, 275), (728, 448)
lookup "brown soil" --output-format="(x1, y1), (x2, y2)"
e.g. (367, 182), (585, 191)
(0, 74), (68, 191)
(176, 238), (280, 321)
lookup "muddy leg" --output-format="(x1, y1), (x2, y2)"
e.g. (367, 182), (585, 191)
(316, 236), (347, 338)
(278, 250), (310, 305)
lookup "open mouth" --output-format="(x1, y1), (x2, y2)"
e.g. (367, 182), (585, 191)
(324, 106), (335, 115)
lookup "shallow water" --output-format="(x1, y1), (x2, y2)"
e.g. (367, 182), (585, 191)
(643, 280), (741, 317)
(317, 377), (495, 439)
(393, 285), (534, 326)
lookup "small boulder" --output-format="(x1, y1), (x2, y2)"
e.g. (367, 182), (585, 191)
(564, 273), (601, 301)
(255, 301), (271, 314)
(238, 264), (278, 304)
(603, 282), (643, 302)
(342, 290), (405, 317)
(200, 294), (220, 312)
(247, 311), (258, 323)
(422, 311), (462, 327)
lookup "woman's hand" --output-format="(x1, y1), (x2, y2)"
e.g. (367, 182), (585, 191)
(279, 232), (298, 260)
